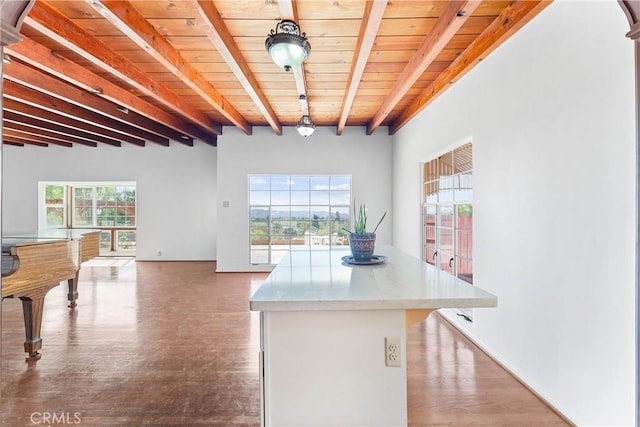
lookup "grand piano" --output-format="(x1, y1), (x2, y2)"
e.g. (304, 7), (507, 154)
(2, 229), (100, 359)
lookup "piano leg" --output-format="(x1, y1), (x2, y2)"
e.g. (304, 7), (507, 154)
(19, 296), (44, 360)
(67, 271), (79, 307)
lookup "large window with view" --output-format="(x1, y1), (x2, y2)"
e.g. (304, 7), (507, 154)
(41, 182), (136, 255)
(249, 175), (351, 265)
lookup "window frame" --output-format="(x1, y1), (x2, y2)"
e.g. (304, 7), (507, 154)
(422, 143), (473, 283)
(39, 181), (137, 255)
(249, 174), (352, 265)
(43, 184), (68, 228)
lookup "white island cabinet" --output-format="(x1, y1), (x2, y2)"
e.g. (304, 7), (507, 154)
(250, 245), (497, 427)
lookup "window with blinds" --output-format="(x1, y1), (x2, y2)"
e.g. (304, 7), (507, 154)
(422, 143), (473, 285)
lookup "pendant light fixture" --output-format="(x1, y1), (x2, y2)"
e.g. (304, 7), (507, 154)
(296, 115), (316, 137)
(265, 19), (311, 72)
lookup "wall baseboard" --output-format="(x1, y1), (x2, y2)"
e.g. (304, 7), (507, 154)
(436, 309), (577, 427)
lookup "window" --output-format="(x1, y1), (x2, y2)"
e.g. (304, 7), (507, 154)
(71, 185), (136, 228)
(40, 182), (136, 255)
(95, 185), (136, 227)
(249, 175), (351, 265)
(44, 184), (66, 227)
(423, 143), (473, 284)
(73, 187), (94, 226)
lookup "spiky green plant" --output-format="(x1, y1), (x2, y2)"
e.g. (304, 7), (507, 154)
(344, 199), (386, 235)
(354, 201), (367, 234)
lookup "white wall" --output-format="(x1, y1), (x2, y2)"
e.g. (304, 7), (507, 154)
(216, 125), (393, 272)
(263, 309), (407, 426)
(392, 1), (635, 425)
(3, 142), (217, 260)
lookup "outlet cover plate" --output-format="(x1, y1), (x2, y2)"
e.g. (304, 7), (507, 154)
(385, 336), (402, 367)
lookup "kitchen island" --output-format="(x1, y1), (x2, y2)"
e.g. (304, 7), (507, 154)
(250, 245), (497, 426)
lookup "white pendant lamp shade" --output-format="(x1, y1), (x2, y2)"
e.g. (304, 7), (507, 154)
(296, 115), (316, 137)
(265, 20), (311, 72)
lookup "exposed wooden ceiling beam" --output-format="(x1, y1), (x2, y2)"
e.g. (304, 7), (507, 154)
(85, 0), (252, 135)
(3, 99), (123, 147)
(3, 110), (109, 147)
(3, 119), (98, 147)
(4, 139), (28, 147)
(4, 56), (192, 145)
(6, 36), (214, 145)
(8, 0), (546, 143)
(390, 0), (552, 134)
(3, 137), (45, 147)
(367, 0), (481, 135)
(4, 129), (72, 147)
(3, 80), (148, 146)
(191, 0), (282, 135)
(4, 61), (172, 145)
(336, 0), (387, 135)
(24, 1), (222, 136)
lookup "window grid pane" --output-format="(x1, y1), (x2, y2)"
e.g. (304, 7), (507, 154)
(74, 186), (93, 226)
(249, 175), (351, 265)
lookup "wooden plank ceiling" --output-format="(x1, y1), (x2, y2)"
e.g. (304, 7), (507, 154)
(2, 0), (550, 148)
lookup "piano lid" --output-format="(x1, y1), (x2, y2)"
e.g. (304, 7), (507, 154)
(4, 228), (101, 241)
(2, 237), (70, 252)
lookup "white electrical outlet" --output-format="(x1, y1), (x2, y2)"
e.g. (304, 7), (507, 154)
(385, 336), (402, 367)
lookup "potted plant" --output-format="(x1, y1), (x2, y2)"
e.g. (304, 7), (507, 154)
(344, 200), (386, 262)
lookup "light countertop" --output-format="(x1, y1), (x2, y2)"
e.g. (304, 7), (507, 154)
(249, 245), (497, 312)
